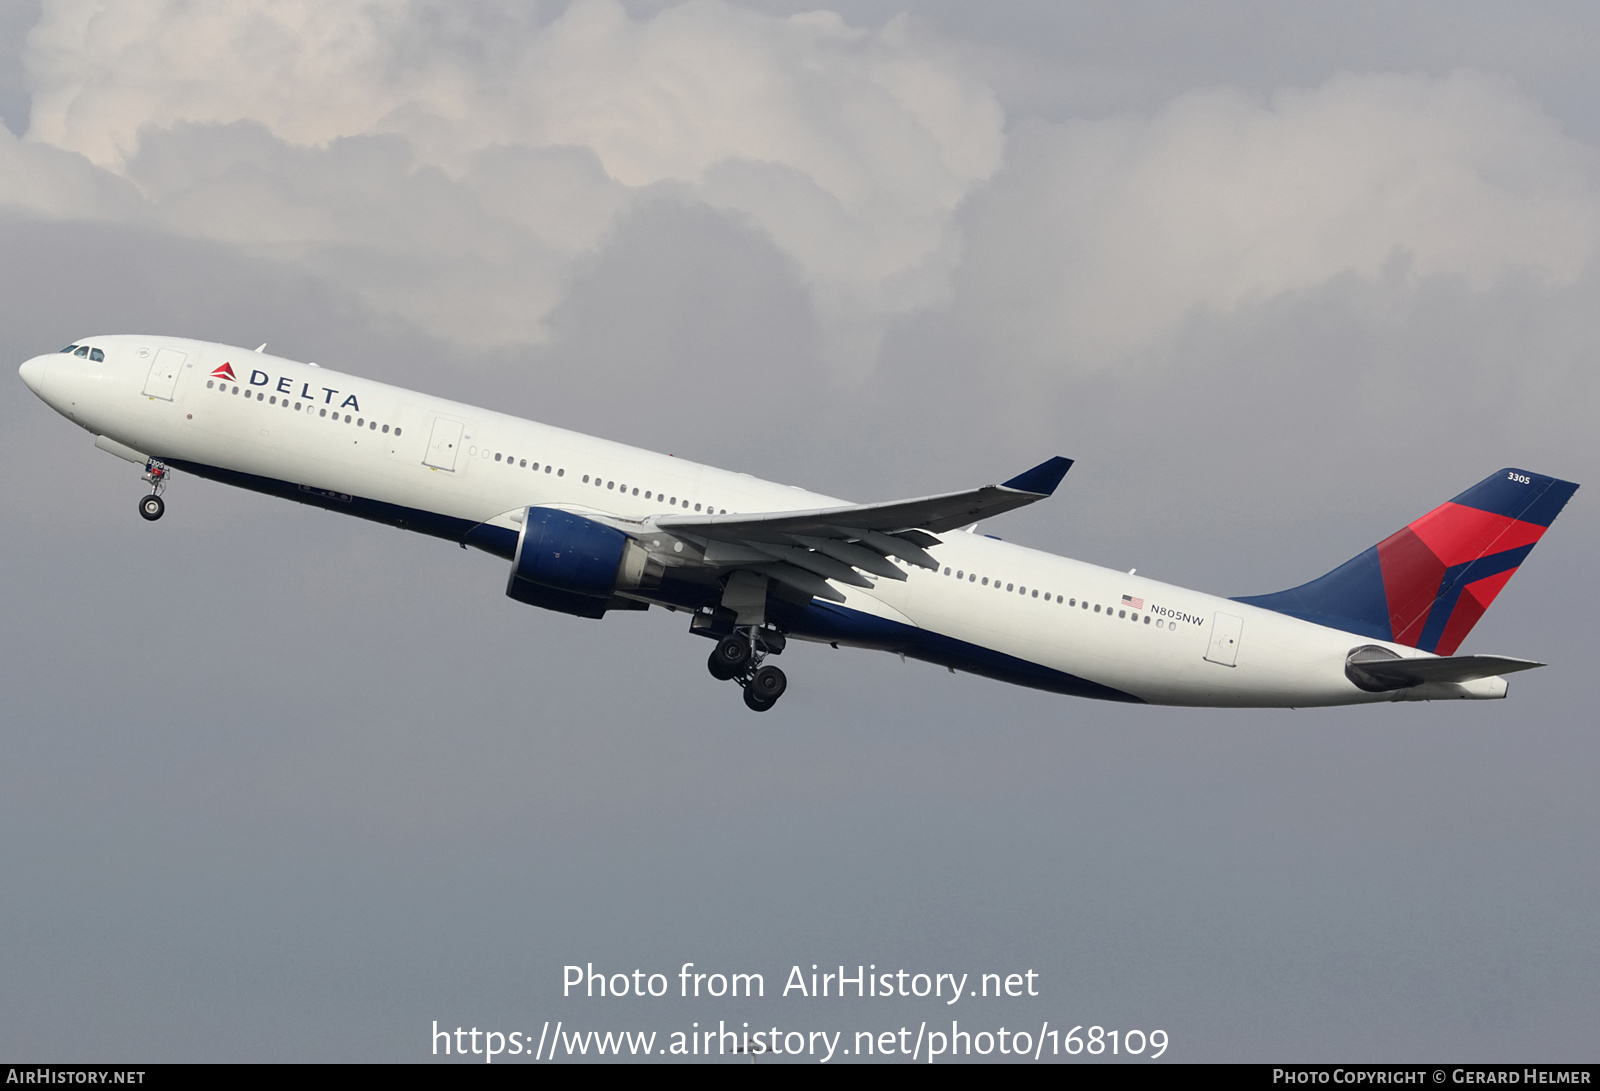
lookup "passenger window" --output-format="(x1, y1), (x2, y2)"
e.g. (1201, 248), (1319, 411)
(982, 577), (989, 586)
(357, 418), (364, 427)
(207, 380), (214, 389)
(295, 402), (302, 410)
(1032, 590), (1039, 598)
(1006, 583), (1013, 592)
(694, 503), (702, 511)
(343, 414), (351, 422)
(1118, 610), (1125, 618)
(1094, 604), (1101, 613)
(259, 393), (266, 401)
(370, 421), (377, 430)
(556, 468), (563, 476)
(633, 488), (639, 496)
(583, 475), (590, 483)
(495, 453), (502, 461)
(943, 567), (950, 576)
(270, 396), (276, 405)
(90, 348), (104, 362)
(645, 491), (652, 499)
(608, 481), (615, 490)
(968, 574), (975, 582)
(395, 428), (402, 436)
(232, 387), (239, 394)
(669, 497), (676, 505)
(1144, 615), (1151, 624)
(320, 409), (327, 417)
(74, 346), (89, 357)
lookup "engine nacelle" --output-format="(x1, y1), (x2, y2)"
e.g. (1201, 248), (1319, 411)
(506, 507), (661, 618)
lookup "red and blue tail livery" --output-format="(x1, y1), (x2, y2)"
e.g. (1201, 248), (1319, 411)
(1236, 469), (1579, 654)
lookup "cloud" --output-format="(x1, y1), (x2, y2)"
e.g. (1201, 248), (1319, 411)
(15, 0), (1003, 368)
(0, 120), (138, 220)
(954, 69), (1600, 375)
(8, 4), (1600, 389)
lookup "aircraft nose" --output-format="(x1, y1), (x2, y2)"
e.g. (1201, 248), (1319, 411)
(18, 354), (51, 395)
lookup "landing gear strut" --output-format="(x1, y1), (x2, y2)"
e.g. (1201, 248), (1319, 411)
(703, 625), (788, 711)
(138, 459), (170, 522)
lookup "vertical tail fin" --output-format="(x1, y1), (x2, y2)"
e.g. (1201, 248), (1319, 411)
(1235, 469), (1578, 653)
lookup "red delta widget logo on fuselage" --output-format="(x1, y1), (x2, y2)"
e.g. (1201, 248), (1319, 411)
(211, 360), (361, 412)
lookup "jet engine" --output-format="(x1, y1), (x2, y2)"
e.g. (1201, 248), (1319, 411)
(505, 507), (662, 618)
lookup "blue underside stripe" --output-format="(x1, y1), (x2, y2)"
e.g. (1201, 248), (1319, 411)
(168, 459), (1144, 704)
(767, 599), (1143, 703)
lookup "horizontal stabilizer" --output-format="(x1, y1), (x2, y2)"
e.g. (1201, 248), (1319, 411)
(1346, 649), (1543, 692)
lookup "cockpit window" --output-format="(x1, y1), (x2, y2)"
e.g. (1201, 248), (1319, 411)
(74, 346), (89, 357)
(89, 348), (105, 362)
(59, 345), (78, 353)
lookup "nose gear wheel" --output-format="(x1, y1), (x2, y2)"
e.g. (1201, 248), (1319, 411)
(138, 459), (170, 521)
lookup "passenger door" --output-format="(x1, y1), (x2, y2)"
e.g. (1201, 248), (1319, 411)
(141, 348), (187, 400)
(423, 417), (464, 471)
(1204, 612), (1243, 667)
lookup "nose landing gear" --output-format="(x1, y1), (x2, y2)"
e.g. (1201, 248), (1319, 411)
(704, 627), (788, 712)
(138, 459), (169, 521)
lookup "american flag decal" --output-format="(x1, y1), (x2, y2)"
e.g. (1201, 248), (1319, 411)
(1121, 594), (1144, 610)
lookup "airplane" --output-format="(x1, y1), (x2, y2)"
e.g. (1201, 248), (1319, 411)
(18, 335), (1579, 712)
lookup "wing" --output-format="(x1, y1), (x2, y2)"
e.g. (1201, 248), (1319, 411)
(651, 456), (1072, 602)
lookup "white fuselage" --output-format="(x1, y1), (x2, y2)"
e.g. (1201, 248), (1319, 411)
(20, 335), (1506, 707)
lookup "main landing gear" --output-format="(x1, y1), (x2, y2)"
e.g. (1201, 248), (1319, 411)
(138, 459), (169, 521)
(706, 629), (788, 712)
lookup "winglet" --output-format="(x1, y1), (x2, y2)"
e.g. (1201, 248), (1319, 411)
(1001, 456), (1074, 496)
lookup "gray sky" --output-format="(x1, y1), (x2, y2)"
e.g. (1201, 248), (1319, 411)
(2, 0), (1596, 1062)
